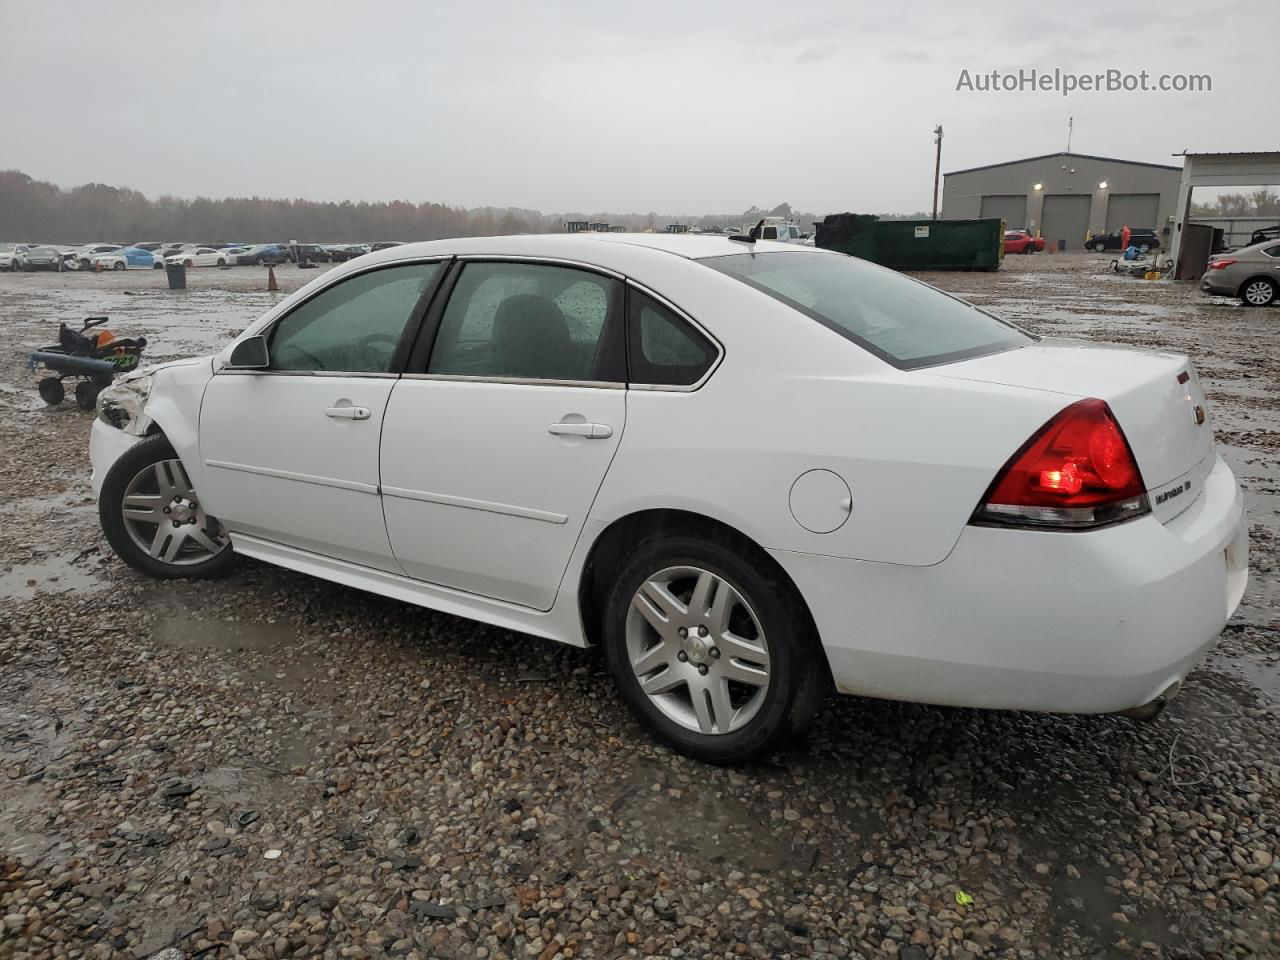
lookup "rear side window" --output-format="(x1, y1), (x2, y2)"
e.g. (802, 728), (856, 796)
(427, 261), (624, 383)
(1265, 245), (1280, 258)
(704, 251), (1032, 369)
(628, 291), (716, 387)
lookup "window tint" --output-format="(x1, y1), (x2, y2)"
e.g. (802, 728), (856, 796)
(628, 291), (716, 387)
(1265, 245), (1280, 258)
(704, 252), (1032, 369)
(427, 262), (622, 382)
(269, 262), (440, 373)
(762, 227), (778, 240)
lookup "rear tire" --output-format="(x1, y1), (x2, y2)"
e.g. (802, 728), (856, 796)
(99, 435), (236, 580)
(74, 380), (100, 411)
(1094, 242), (1107, 253)
(1241, 278), (1277, 307)
(602, 533), (828, 763)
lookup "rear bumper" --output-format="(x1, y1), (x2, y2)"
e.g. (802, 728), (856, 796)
(1201, 276), (1236, 296)
(89, 418), (143, 499)
(773, 454), (1247, 714)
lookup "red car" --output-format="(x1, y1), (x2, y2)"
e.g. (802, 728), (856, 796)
(1004, 230), (1045, 255)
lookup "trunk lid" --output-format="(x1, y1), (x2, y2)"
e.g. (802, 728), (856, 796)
(928, 338), (1214, 521)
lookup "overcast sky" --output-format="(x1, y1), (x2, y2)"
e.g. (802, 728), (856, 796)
(2, 0), (1268, 215)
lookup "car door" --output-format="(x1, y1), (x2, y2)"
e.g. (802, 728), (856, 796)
(380, 259), (627, 610)
(199, 260), (446, 570)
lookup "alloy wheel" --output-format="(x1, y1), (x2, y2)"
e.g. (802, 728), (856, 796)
(1244, 280), (1275, 306)
(120, 458), (229, 565)
(624, 565), (771, 735)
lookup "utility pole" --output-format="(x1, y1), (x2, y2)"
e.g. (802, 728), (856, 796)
(931, 125), (944, 221)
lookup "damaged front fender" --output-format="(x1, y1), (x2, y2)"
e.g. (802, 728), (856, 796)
(96, 368), (155, 436)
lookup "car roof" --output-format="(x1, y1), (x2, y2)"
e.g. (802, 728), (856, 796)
(358, 232), (817, 272)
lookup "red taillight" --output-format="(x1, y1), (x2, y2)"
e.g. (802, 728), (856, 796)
(1207, 259), (1236, 270)
(973, 399), (1150, 529)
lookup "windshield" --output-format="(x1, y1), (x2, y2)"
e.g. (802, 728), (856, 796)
(703, 251), (1033, 369)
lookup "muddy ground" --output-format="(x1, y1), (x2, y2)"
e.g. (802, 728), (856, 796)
(0, 255), (1277, 960)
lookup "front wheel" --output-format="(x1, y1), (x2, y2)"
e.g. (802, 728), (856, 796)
(1242, 278), (1277, 307)
(1094, 242), (1107, 253)
(602, 534), (827, 763)
(217, 258), (226, 267)
(113, 261), (125, 271)
(99, 435), (235, 579)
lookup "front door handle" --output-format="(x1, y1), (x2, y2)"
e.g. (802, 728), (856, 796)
(548, 421), (613, 439)
(325, 405), (371, 420)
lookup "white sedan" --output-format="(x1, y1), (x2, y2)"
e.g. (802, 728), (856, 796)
(88, 233), (1248, 763)
(163, 247), (230, 268)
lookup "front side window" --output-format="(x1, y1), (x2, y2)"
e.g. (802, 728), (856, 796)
(269, 262), (441, 373)
(427, 262), (623, 382)
(628, 291), (717, 387)
(704, 251), (1032, 369)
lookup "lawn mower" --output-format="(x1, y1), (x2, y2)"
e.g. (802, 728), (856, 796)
(29, 316), (148, 410)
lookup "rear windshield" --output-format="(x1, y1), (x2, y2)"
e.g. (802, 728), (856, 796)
(703, 251), (1032, 369)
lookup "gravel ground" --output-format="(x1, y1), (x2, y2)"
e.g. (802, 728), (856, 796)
(0, 255), (1277, 960)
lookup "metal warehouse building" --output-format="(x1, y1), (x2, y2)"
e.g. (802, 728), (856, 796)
(941, 151), (1182, 251)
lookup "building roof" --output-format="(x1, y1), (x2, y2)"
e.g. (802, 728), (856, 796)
(1173, 150), (1280, 158)
(944, 151), (1181, 177)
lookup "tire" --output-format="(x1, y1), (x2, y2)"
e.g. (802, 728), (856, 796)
(601, 533), (828, 764)
(1023, 245), (1033, 254)
(37, 378), (65, 405)
(98, 435), (235, 579)
(113, 261), (125, 271)
(153, 261), (164, 269)
(1094, 242), (1107, 253)
(183, 259), (193, 268)
(74, 380), (101, 411)
(1241, 277), (1277, 307)
(217, 258), (226, 267)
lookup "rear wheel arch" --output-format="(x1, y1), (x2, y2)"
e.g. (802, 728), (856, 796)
(1238, 275), (1278, 305)
(577, 508), (826, 664)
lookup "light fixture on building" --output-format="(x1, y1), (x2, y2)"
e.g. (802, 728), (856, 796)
(1099, 180), (1109, 189)
(1033, 183), (1043, 191)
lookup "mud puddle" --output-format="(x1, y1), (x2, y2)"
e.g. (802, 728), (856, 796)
(0, 552), (105, 600)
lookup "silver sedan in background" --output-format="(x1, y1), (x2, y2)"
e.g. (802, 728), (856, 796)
(1202, 240), (1280, 306)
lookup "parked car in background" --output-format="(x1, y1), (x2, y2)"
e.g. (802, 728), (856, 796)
(1250, 225), (1280, 246)
(293, 243), (331, 263)
(235, 244), (290, 266)
(1003, 230), (1045, 255)
(92, 246), (160, 271)
(132, 242), (164, 253)
(88, 233), (1247, 763)
(72, 244), (124, 270)
(23, 245), (66, 271)
(221, 246), (250, 263)
(164, 247), (230, 268)
(369, 241), (405, 253)
(1201, 240), (1280, 307)
(1091, 228), (1161, 253)
(1, 243), (34, 270)
(325, 244), (370, 262)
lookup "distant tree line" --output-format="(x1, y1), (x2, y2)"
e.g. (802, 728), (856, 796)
(0, 169), (927, 243)
(1191, 188), (1280, 219)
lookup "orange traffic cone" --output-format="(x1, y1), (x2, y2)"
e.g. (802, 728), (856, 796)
(267, 266), (279, 292)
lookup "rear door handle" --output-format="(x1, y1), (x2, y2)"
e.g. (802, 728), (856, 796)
(325, 405), (371, 420)
(548, 421), (613, 439)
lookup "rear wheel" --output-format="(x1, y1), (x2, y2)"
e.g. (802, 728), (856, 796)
(74, 380), (100, 410)
(602, 534), (827, 763)
(1241, 278), (1277, 307)
(113, 261), (125, 271)
(217, 258), (226, 267)
(1093, 242), (1107, 253)
(99, 435), (235, 579)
